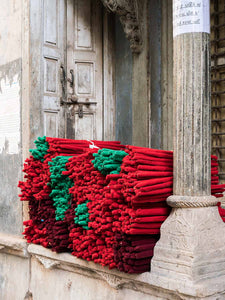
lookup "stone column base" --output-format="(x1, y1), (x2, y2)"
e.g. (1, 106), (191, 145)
(150, 199), (225, 299)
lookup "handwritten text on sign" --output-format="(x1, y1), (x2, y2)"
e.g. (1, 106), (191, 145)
(173, 0), (210, 37)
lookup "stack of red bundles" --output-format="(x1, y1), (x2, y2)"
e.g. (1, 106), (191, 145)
(113, 234), (159, 273)
(46, 137), (124, 157)
(112, 148), (225, 273)
(18, 156), (54, 248)
(47, 140), (125, 253)
(211, 155), (225, 222)
(211, 155), (225, 198)
(66, 149), (129, 267)
(19, 137), (125, 252)
(65, 150), (110, 264)
(117, 146), (173, 234)
(87, 173), (125, 269)
(109, 146), (173, 273)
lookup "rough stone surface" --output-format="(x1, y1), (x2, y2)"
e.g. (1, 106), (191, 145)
(173, 33), (211, 196)
(151, 206), (225, 298)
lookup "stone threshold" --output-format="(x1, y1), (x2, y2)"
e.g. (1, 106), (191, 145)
(0, 232), (225, 299)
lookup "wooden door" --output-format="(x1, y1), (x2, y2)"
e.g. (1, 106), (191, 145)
(30, 0), (114, 141)
(65, 0), (103, 140)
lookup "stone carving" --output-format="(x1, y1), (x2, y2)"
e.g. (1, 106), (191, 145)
(35, 255), (60, 269)
(101, 0), (142, 53)
(96, 271), (130, 289)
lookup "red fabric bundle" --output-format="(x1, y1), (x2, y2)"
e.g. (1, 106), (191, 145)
(19, 138), (125, 253)
(113, 233), (159, 273)
(19, 139), (225, 274)
(46, 137), (124, 157)
(66, 151), (117, 268)
(18, 156), (55, 248)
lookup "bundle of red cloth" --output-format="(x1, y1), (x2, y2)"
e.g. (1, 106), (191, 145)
(65, 151), (117, 267)
(19, 137), (124, 252)
(114, 233), (159, 273)
(19, 138), (225, 274)
(46, 137), (124, 156)
(110, 146), (225, 273)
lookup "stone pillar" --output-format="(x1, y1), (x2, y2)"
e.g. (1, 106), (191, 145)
(150, 1), (225, 298)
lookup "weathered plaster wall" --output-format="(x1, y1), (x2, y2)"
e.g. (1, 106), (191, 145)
(0, 252), (29, 300)
(0, 1), (23, 234)
(30, 257), (154, 300)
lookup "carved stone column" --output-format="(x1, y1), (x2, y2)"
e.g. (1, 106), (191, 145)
(150, 1), (225, 298)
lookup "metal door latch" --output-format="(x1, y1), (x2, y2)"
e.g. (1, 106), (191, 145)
(60, 94), (78, 106)
(78, 104), (83, 118)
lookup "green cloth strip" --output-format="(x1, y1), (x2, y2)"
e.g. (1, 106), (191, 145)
(29, 136), (49, 162)
(48, 156), (73, 221)
(92, 148), (128, 175)
(75, 201), (90, 230)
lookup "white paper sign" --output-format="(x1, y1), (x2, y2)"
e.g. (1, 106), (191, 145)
(173, 0), (210, 37)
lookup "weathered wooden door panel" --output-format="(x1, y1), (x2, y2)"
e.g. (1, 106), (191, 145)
(42, 0), (66, 138)
(66, 0), (103, 140)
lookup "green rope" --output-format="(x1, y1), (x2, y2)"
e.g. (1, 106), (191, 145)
(92, 148), (128, 175)
(75, 201), (90, 230)
(48, 156), (73, 221)
(29, 136), (49, 162)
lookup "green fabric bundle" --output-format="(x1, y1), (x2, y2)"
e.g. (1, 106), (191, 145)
(75, 201), (90, 230)
(92, 148), (128, 175)
(29, 136), (49, 162)
(48, 156), (73, 221)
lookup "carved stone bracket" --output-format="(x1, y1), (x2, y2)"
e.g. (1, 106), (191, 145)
(95, 271), (130, 289)
(101, 0), (142, 53)
(35, 255), (60, 269)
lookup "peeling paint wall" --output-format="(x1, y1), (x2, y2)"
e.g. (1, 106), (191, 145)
(0, 1), (22, 235)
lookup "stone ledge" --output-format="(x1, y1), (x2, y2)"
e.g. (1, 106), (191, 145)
(27, 244), (225, 299)
(28, 244), (153, 291)
(1, 233), (225, 299)
(28, 244), (188, 299)
(0, 232), (28, 257)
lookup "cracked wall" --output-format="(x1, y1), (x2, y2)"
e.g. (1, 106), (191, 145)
(0, 0), (23, 235)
